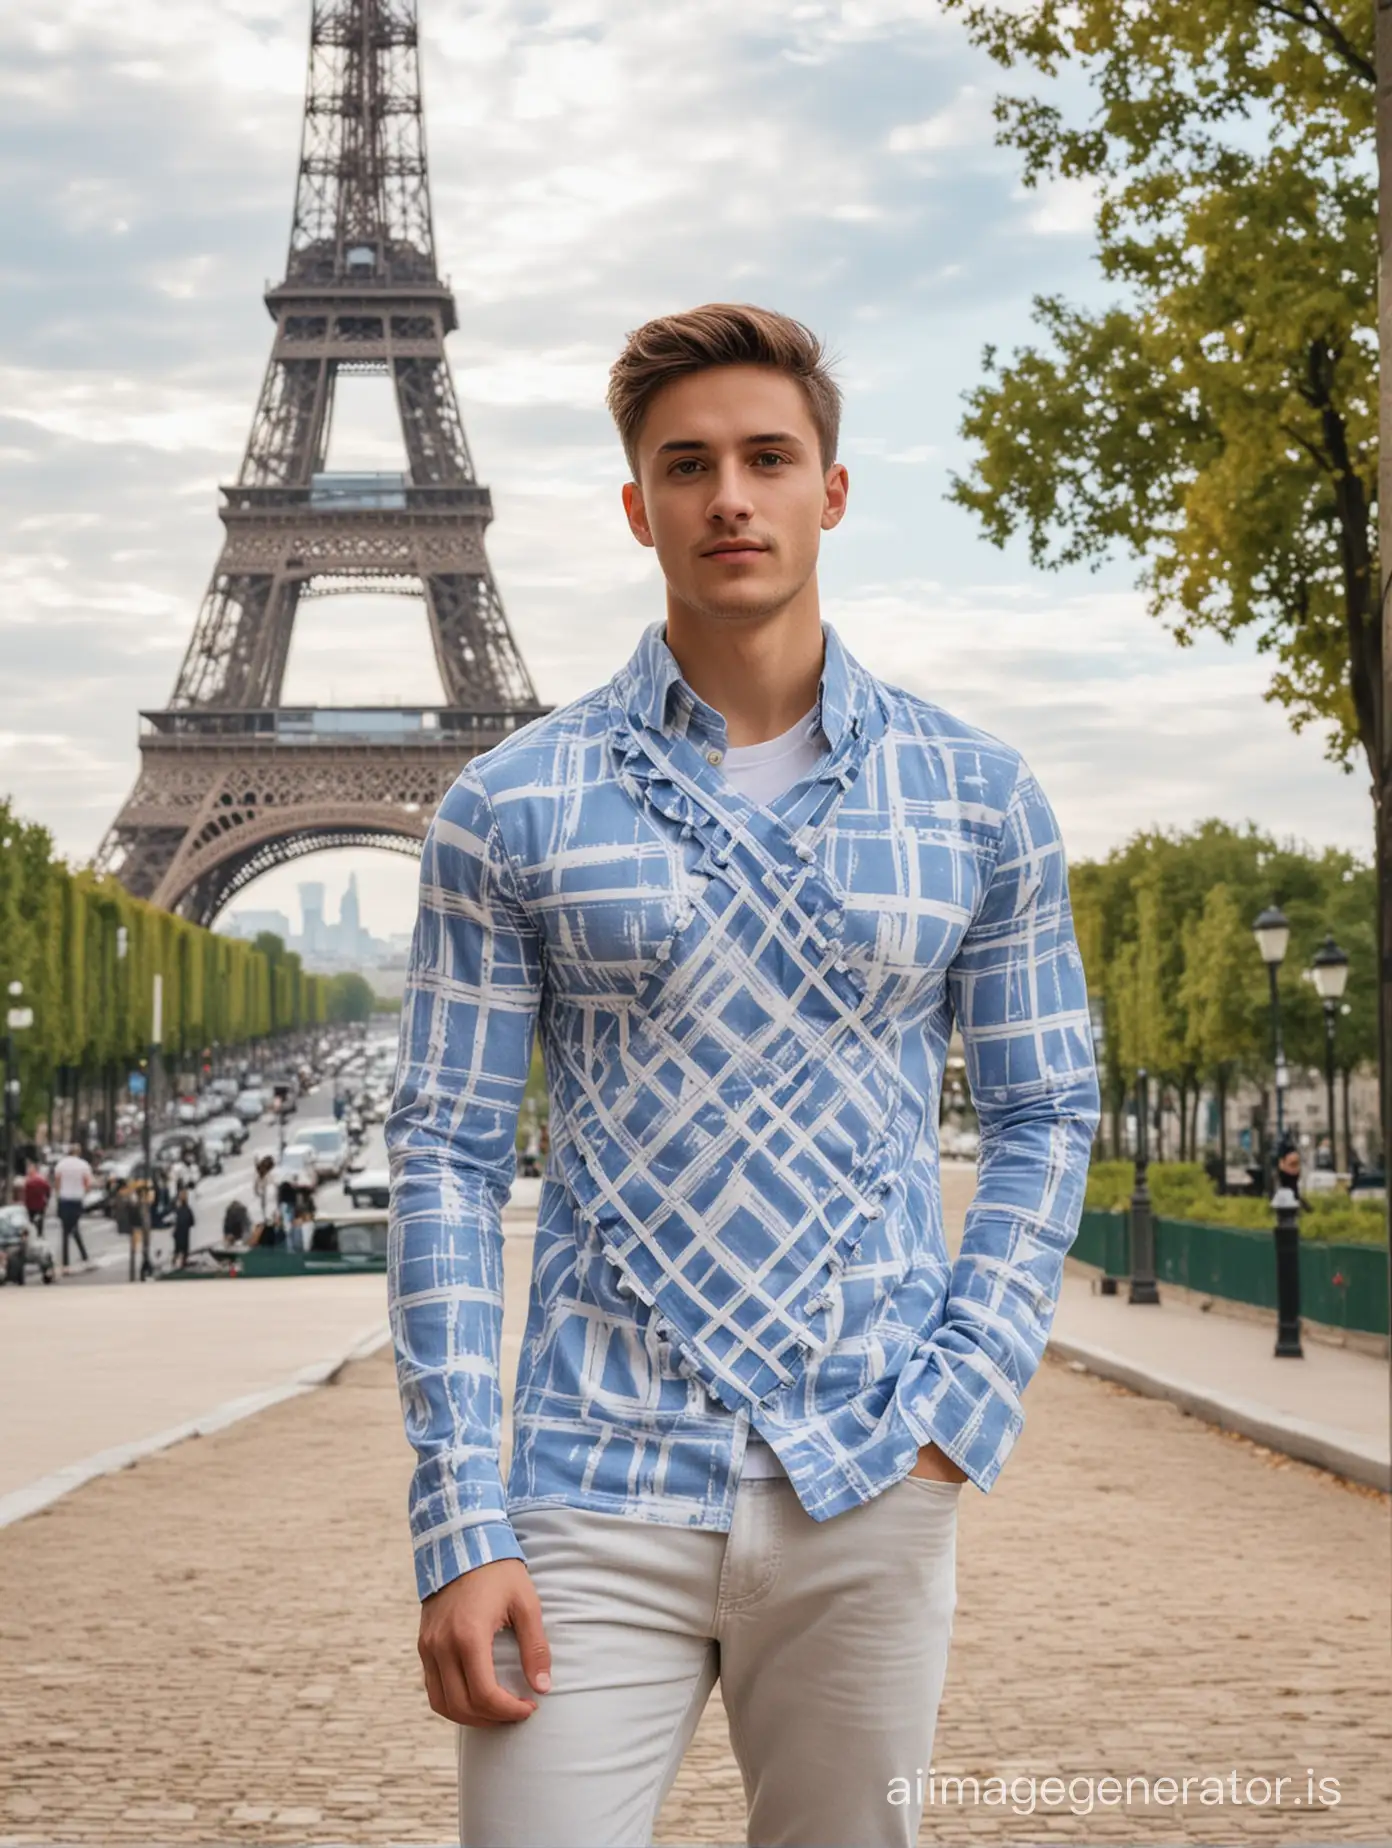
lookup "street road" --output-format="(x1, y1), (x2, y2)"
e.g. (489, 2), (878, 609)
(49, 1071), (390, 1285)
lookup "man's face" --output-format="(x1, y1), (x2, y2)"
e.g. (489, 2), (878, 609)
(622, 364), (847, 625)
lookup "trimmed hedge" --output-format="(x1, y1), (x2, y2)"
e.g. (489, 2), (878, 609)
(1085, 1160), (1387, 1246)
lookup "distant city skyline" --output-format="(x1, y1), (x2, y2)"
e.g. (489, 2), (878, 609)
(224, 867), (413, 980)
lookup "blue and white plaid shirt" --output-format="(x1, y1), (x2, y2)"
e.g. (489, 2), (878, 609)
(386, 620), (1100, 1600)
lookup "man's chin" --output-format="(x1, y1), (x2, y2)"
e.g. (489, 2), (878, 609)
(674, 578), (801, 625)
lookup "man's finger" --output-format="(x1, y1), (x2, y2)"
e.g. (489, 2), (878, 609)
(436, 1644), (478, 1727)
(460, 1627), (539, 1724)
(420, 1647), (448, 1720)
(510, 1588), (553, 1695)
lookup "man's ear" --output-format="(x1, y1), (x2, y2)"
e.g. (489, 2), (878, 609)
(821, 462), (849, 533)
(622, 479), (656, 549)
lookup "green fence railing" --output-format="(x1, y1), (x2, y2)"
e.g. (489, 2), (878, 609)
(1072, 1209), (1389, 1338)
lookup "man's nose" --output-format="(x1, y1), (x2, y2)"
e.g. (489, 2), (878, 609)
(706, 462), (755, 524)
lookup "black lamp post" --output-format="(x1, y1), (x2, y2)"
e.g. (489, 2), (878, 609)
(1309, 934), (1350, 1173)
(1088, 995), (1107, 1156)
(1252, 904), (1290, 1195)
(1128, 1065), (1161, 1305)
(4, 980), (32, 1204)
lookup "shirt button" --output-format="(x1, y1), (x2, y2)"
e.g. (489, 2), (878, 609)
(706, 748), (724, 766)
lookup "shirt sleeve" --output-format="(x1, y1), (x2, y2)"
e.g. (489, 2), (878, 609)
(385, 766), (545, 1600)
(899, 755), (1101, 1490)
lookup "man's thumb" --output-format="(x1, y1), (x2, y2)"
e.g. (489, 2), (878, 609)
(511, 1595), (552, 1694)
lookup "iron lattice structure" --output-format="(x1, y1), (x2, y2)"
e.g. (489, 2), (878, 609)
(96, 0), (548, 924)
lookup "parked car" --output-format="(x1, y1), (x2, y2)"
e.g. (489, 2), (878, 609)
(298, 1123), (351, 1181)
(345, 1168), (390, 1210)
(233, 1088), (265, 1122)
(0, 1204), (56, 1284)
(205, 1112), (248, 1155)
(192, 1132), (225, 1177)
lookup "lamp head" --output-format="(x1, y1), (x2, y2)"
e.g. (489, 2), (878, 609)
(1252, 904), (1290, 967)
(1309, 932), (1349, 1002)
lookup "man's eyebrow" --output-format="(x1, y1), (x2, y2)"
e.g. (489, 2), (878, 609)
(654, 431), (806, 454)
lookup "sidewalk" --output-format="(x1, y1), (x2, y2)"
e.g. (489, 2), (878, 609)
(1051, 1264), (1390, 1491)
(935, 1163), (1390, 1494)
(0, 1168), (1388, 1843)
(0, 1273), (390, 1518)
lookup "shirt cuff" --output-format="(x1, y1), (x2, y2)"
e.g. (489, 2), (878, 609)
(414, 1517), (527, 1602)
(893, 1341), (1027, 1493)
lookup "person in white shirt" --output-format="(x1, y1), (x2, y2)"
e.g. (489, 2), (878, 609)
(52, 1144), (93, 1271)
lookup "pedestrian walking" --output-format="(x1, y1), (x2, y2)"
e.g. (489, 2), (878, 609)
(22, 1161), (51, 1237)
(133, 1178), (154, 1281)
(252, 1153), (276, 1239)
(222, 1198), (251, 1246)
(386, 305), (1101, 1847)
(52, 1143), (93, 1272)
(110, 1177), (135, 1246)
(171, 1187), (195, 1270)
(1278, 1139), (1307, 1209)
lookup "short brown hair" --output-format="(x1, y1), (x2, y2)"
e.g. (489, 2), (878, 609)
(606, 302), (841, 477)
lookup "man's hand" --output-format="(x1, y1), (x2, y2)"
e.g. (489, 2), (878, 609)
(418, 1559), (552, 1728)
(909, 1442), (969, 1484)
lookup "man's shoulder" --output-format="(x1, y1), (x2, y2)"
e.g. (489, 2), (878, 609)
(435, 685), (614, 824)
(873, 679), (1025, 811)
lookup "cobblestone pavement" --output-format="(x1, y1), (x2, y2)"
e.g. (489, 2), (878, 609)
(1, 1331), (1387, 1847)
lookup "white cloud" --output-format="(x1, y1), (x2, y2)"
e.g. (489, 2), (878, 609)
(886, 84), (995, 154)
(1017, 172), (1102, 236)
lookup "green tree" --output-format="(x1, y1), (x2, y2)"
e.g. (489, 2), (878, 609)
(326, 971), (375, 1023)
(942, 1), (1377, 789)
(1178, 882), (1265, 1171)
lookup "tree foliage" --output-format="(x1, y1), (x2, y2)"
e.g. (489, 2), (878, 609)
(0, 800), (327, 1128)
(1072, 815), (1376, 1154)
(942, 0), (1377, 785)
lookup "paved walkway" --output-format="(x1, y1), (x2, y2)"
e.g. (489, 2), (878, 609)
(0, 1169), (1388, 1844)
(0, 1274), (390, 1505)
(1052, 1266), (1390, 1489)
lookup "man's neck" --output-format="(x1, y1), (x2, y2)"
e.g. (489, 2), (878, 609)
(662, 595), (825, 749)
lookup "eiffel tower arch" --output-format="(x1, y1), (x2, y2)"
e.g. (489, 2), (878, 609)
(96, 0), (549, 927)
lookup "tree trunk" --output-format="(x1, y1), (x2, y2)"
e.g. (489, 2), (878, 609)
(1341, 1065), (1352, 1170)
(1177, 1077), (1188, 1161)
(1217, 1067), (1229, 1191)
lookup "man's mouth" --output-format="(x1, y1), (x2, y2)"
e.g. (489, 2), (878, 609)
(703, 541), (767, 557)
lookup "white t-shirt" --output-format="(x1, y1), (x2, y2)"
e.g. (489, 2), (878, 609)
(718, 703), (829, 1480)
(53, 1154), (93, 1201)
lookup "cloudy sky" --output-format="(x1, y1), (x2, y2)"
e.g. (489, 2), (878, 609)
(0, 0), (1374, 943)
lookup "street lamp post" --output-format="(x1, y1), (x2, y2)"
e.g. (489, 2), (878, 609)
(135, 972), (163, 1284)
(1309, 934), (1350, 1173)
(1128, 1066), (1161, 1306)
(1252, 904), (1291, 1196)
(4, 980), (33, 1207)
(1088, 996), (1107, 1157)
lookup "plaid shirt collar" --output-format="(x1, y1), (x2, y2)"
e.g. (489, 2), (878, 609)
(615, 618), (868, 755)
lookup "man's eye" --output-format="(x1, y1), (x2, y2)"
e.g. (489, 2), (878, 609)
(754, 452), (787, 467)
(671, 458), (704, 475)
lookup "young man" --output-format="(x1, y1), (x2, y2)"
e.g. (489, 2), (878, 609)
(52, 1143), (93, 1272)
(386, 304), (1101, 1848)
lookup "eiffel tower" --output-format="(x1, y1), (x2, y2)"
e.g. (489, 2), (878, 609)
(96, 0), (548, 927)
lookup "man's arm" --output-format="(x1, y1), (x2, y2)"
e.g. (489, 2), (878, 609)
(901, 754), (1101, 1490)
(385, 765), (545, 1602)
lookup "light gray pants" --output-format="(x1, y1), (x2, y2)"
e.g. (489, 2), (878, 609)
(459, 1469), (961, 1847)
